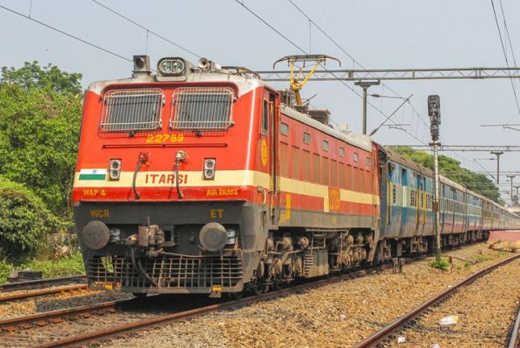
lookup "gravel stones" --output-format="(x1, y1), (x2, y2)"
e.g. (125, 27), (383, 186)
(102, 243), (514, 348)
(0, 288), (131, 320)
(386, 257), (520, 348)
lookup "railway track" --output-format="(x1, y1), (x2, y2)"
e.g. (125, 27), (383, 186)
(0, 275), (91, 304)
(351, 254), (520, 348)
(1, 248), (507, 348)
(0, 299), (125, 333)
(509, 302), (520, 348)
(1, 262), (400, 348)
(0, 275), (86, 293)
(0, 284), (90, 304)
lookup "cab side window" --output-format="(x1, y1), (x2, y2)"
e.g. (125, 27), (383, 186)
(262, 99), (269, 134)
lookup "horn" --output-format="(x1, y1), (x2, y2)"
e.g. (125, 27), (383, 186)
(198, 57), (209, 69)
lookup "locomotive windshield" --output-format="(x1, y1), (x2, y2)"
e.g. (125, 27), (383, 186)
(171, 87), (234, 131)
(101, 88), (164, 132)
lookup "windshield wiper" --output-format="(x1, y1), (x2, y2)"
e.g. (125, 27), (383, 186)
(181, 110), (202, 137)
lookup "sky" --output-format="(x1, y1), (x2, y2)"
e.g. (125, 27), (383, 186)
(1, 0), (520, 203)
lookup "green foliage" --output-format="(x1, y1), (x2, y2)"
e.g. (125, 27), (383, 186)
(0, 252), (85, 283)
(429, 257), (451, 271)
(0, 176), (58, 261)
(25, 252), (85, 278)
(0, 260), (14, 283)
(391, 146), (500, 202)
(0, 63), (82, 217)
(1, 61), (82, 96)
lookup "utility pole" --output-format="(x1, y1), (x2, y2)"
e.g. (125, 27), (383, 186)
(507, 175), (516, 206)
(514, 185), (520, 206)
(355, 80), (380, 135)
(428, 95), (442, 260)
(490, 151), (504, 184)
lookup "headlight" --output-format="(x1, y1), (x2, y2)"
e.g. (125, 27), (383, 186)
(204, 158), (216, 180)
(158, 58), (185, 76)
(109, 159), (121, 181)
(199, 223), (227, 252)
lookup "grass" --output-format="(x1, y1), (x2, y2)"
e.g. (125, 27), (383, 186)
(462, 251), (510, 269)
(0, 252), (85, 283)
(429, 257), (451, 271)
(449, 251), (511, 272)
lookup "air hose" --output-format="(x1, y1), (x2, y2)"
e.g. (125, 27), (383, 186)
(130, 247), (157, 287)
(132, 152), (148, 200)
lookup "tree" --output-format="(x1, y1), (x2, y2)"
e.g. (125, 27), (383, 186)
(0, 62), (83, 218)
(1, 61), (82, 96)
(0, 176), (58, 261)
(391, 146), (501, 202)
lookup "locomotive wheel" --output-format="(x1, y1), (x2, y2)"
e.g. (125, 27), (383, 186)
(228, 290), (244, 300)
(250, 261), (268, 296)
(271, 276), (283, 291)
(251, 283), (268, 296)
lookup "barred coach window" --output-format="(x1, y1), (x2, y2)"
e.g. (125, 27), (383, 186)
(101, 89), (164, 132)
(171, 87), (234, 131)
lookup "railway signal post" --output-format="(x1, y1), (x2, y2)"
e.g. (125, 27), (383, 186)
(428, 95), (442, 259)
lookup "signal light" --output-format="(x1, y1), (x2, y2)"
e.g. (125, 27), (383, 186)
(109, 159), (122, 181)
(204, 159), (216, 180)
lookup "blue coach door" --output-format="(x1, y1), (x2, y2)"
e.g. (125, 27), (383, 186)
(401, 168), (408, 231)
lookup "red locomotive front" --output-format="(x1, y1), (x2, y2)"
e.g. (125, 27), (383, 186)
(73, 56), (380, 296)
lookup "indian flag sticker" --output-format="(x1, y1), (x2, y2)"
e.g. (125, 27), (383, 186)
(79, 168), (107, 181)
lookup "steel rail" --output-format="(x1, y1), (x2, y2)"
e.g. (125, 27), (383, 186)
(31, 263), (399, 348)
(0, 299), (130, 332)
(0, 284), (90, 304)
(508, 302), (520, 348)
(352, 254), (520, 348)
(0, 275), (86, 292)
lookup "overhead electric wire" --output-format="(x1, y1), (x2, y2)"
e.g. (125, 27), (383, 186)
(88, 0), (201, 59)
(0, 4), (132, 63)
(498, 0), (520, 123)
(233, 0), (426, 145)
(439, 150), (500, 195)
(498, 0), (518, 69)
(286, 0), (431, 131)
(473, 157), (497, 181)
(490, 0), (520, 120)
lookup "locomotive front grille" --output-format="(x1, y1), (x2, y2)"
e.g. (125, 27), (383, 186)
(86, 254), (243, 290)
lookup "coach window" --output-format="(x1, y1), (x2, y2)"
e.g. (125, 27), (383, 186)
(322, 140), (329, 151)
(339, 147), (345, 157)
(281, 122), (289, 136)
(353, 152), (358, 162)
(366, 157), (370, 167)
(261, 99), (269, 134)
(303, 132), (311, 144)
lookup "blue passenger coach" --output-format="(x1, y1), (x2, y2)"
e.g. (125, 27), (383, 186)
(377, 148), (520, 258)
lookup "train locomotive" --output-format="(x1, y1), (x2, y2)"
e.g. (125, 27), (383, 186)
(72, 55), (520, 297)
